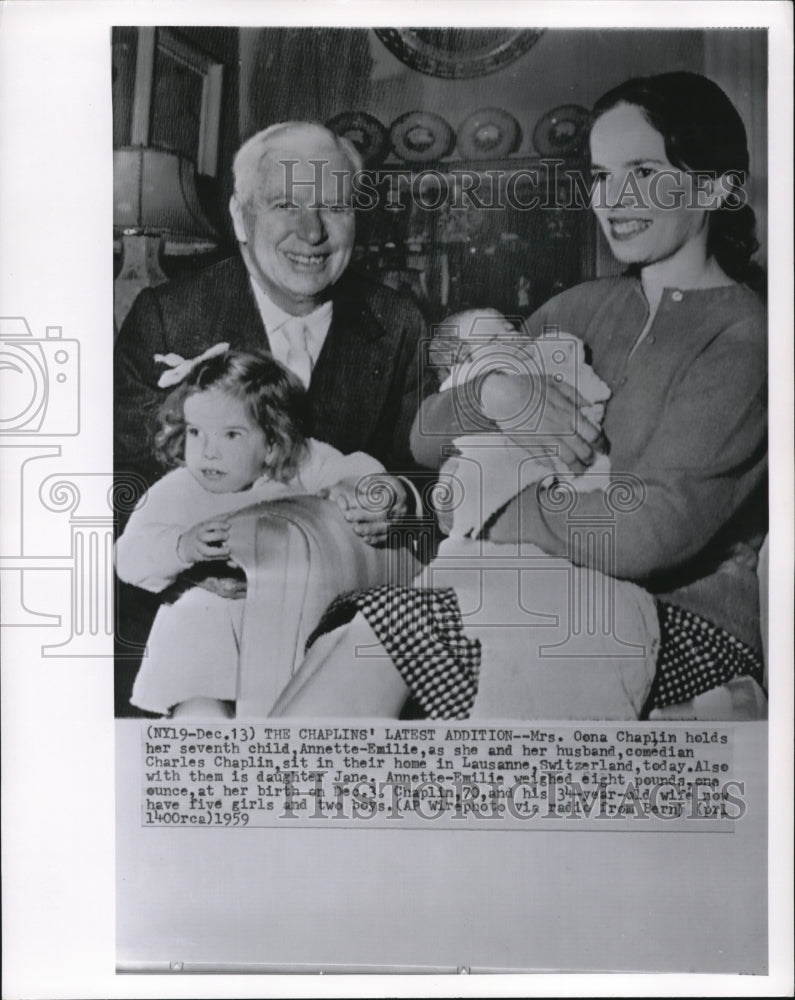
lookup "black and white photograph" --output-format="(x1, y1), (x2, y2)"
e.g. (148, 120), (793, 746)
(110, 16), (778, 974)
(113, 25), (770, 725)
(2, 2), (793, 995)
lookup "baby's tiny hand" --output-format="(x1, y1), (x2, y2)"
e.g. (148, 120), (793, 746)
(177, 517), (231, 564)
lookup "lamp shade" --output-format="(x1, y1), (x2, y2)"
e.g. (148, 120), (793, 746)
(113, 146), (219, 249)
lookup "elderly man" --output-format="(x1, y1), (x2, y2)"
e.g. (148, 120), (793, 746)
(114, 121), (435, 711)
(116, 121), (433, 524)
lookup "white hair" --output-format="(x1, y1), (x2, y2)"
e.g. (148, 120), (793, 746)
(232, 121), (364, 204)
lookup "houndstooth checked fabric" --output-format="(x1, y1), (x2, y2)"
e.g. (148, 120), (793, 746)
(307, 586), (481, 719)
(648, 601), (765, 709)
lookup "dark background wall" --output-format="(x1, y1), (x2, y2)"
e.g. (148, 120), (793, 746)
(238, 28), (767, 268)
(112, 27), (768, 280)
(240, 28), (707, 155)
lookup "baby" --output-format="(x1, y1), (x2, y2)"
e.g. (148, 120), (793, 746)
(428, 308), (611, 538)
(115, 345), (383, 718)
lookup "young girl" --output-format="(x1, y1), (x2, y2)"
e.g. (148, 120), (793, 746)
(115, 344), (383, 718)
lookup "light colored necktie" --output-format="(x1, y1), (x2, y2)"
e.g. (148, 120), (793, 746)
(283, 317), (313, 389)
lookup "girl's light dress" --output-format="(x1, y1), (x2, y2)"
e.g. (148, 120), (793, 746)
(115, 440), (382, 713)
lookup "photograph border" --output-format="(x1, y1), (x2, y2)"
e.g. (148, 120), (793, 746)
(1, 1), (792, 997)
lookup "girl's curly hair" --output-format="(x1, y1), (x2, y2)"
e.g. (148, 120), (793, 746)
(154, 349), (310, 484)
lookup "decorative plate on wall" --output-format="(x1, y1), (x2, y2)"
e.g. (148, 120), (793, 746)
(532, 104), (591, 157)
(389, 111), (455, 163)
(374, 28), (544, 80)
(456, 108), (522, 159)
(325, 111), (388, 166)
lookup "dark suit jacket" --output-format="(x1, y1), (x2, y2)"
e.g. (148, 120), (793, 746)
(115, 255), (435, 493)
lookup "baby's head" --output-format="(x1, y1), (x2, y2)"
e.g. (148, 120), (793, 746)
(155, 350), (309, 493)
(429, 308), (518, 382)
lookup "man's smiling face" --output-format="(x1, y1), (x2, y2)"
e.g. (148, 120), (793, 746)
(231, 129), (356, 316)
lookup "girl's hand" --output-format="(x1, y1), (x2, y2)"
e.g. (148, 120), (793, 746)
(177, 518), (231, 564)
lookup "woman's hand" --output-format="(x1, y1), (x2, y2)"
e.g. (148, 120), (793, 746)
(480, 372), (604, 472)
(176, 517), (230, 564)
(322, 474), (408, 547)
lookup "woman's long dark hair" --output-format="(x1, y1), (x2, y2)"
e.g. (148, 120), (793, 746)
(592, 71), (765, 295)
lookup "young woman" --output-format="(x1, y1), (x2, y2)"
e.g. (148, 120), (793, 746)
(272, 72), (767, 721)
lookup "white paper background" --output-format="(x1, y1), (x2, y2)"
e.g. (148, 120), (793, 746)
(1, 1), (793, 996)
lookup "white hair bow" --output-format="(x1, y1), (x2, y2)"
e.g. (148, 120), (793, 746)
(154, 342), (230, 388)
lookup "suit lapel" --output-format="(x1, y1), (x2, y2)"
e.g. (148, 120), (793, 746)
(309, 278), (393, 449)
(207, 257), (271, 354)
(193, 263), (394, 451)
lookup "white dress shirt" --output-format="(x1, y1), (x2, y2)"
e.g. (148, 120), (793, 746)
(248, 277), (421, 517)
(248, 278), (332, 385)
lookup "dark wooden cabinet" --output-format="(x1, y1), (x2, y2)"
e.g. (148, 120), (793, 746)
(348, 159), (595, 322)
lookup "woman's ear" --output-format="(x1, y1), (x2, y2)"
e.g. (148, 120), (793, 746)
(229, 195), (249, 244)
